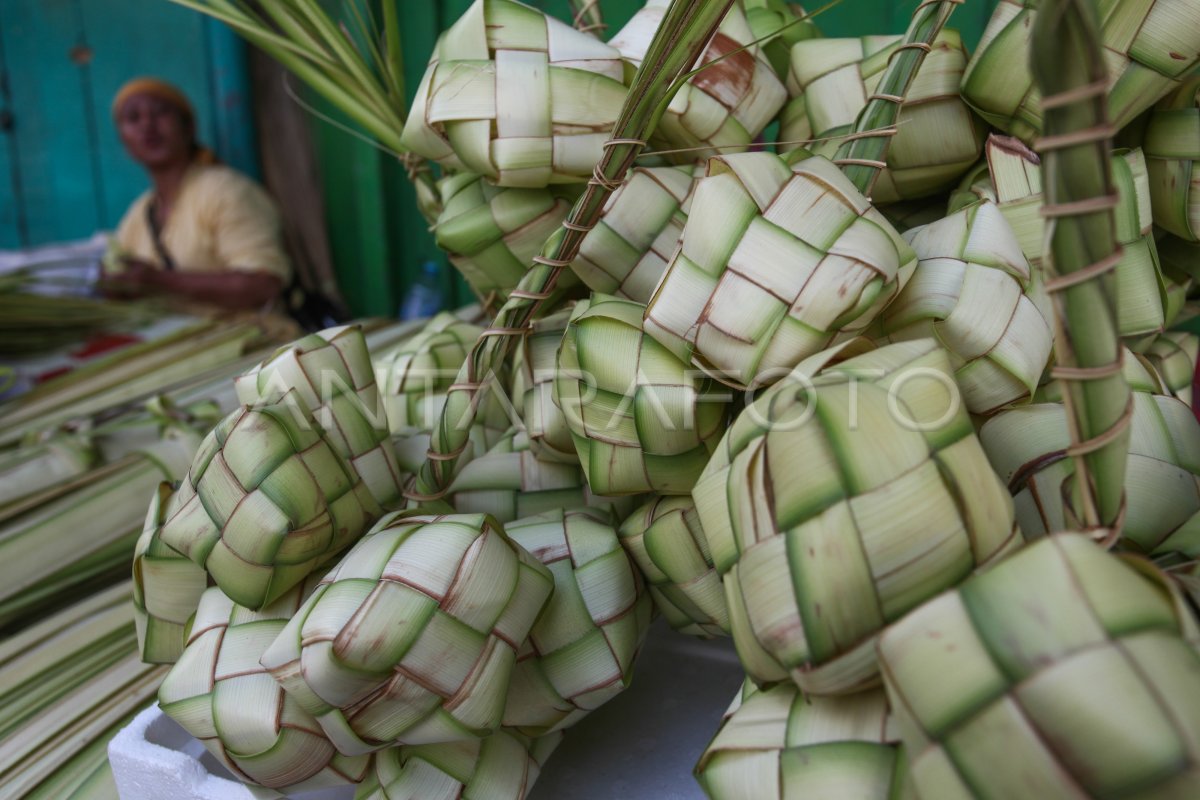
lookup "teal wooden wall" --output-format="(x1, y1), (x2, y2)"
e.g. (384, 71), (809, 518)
(0, 0), (257, 249)
(316, 0), (1002, 316)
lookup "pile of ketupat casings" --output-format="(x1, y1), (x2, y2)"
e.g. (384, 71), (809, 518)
(146, 0), (1200, 797)
(0, 314), (429, 797)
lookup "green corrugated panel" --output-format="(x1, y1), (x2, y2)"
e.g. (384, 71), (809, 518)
(601, 0), (996, 42)
(311, 103), (395, 317)
(312, 0), (470, 316)
(317, 0), (999, 316)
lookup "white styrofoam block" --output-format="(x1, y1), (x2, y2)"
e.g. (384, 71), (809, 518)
(107, 704), (353, 800)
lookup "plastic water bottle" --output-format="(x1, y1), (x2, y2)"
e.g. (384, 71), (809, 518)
(399, 259), (445, 320)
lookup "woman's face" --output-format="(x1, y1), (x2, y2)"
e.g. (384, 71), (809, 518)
(117, 93), (193, 170)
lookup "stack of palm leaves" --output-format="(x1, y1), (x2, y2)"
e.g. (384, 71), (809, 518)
(0, 320), (259, 447)
(0, 584), (165, 798)
(0, 287), (156, 355)
(118, 0), (1200, 798)
(0, 434), (97, 508)
(4, 440), (221, 655)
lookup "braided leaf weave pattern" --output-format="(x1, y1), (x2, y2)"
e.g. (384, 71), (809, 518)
(260, 511), (553, 754)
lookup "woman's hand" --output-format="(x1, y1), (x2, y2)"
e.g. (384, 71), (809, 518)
(101, 257), (163, 298)
(102, 256), (282, 311)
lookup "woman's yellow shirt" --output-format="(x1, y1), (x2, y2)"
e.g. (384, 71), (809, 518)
(108, 164), (292, 283)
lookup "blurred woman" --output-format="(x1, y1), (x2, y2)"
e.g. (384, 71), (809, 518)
(104, 77), (293, 319)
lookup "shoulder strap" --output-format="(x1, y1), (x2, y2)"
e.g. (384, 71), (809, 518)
(145, 198), (177, 272)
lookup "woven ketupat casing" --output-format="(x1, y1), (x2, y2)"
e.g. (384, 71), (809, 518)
(157, 578), (370, 793)
(779, 31), (986, 203)
(353, 729), (562, 800)
(133, 482), (208, 665)
(743, 0), (823, 78)
(617, 495), (729, 638)
(259, 512), (553, 755)
(692, 340), (1021, 694)
(880, 534), (1200, 798)
(158, 392), (382, 610)
(961, 0), (1200, 143)
(609, 0), (786, 161)
(570, 165), (700, 304)
(374, 312), (486, 437)
(511, 309), (576, 464)
(987, 138), (1170, 344)
(399, 0), (628, 188)
(1112, 149), (1172, 346)
(235, 325), (405, 507)
(979, 380), (1200, 559)
(502, 508), (652, 737)
(444, 428), (636, 523)
(695, 682), (907, 799)
(555, 294), (732, 496)
(644, 151), (917, 390)
(434, 174), (579, 302)
(373, 313), (514, 478)
(1144, 78), (1200, 242)
(1145, 331), (1199, 407)
(874, 200), (1054, 415)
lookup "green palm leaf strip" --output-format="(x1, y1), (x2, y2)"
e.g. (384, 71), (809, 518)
(1031, 0), (1131, 532)
(168, 0), (435, 212)
(569, 0), (606, 34)
(832, 0), (962, 196)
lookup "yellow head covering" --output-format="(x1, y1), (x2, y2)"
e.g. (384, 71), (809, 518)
(112, 78), (217, 165)
(112, 77), (194, 121)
